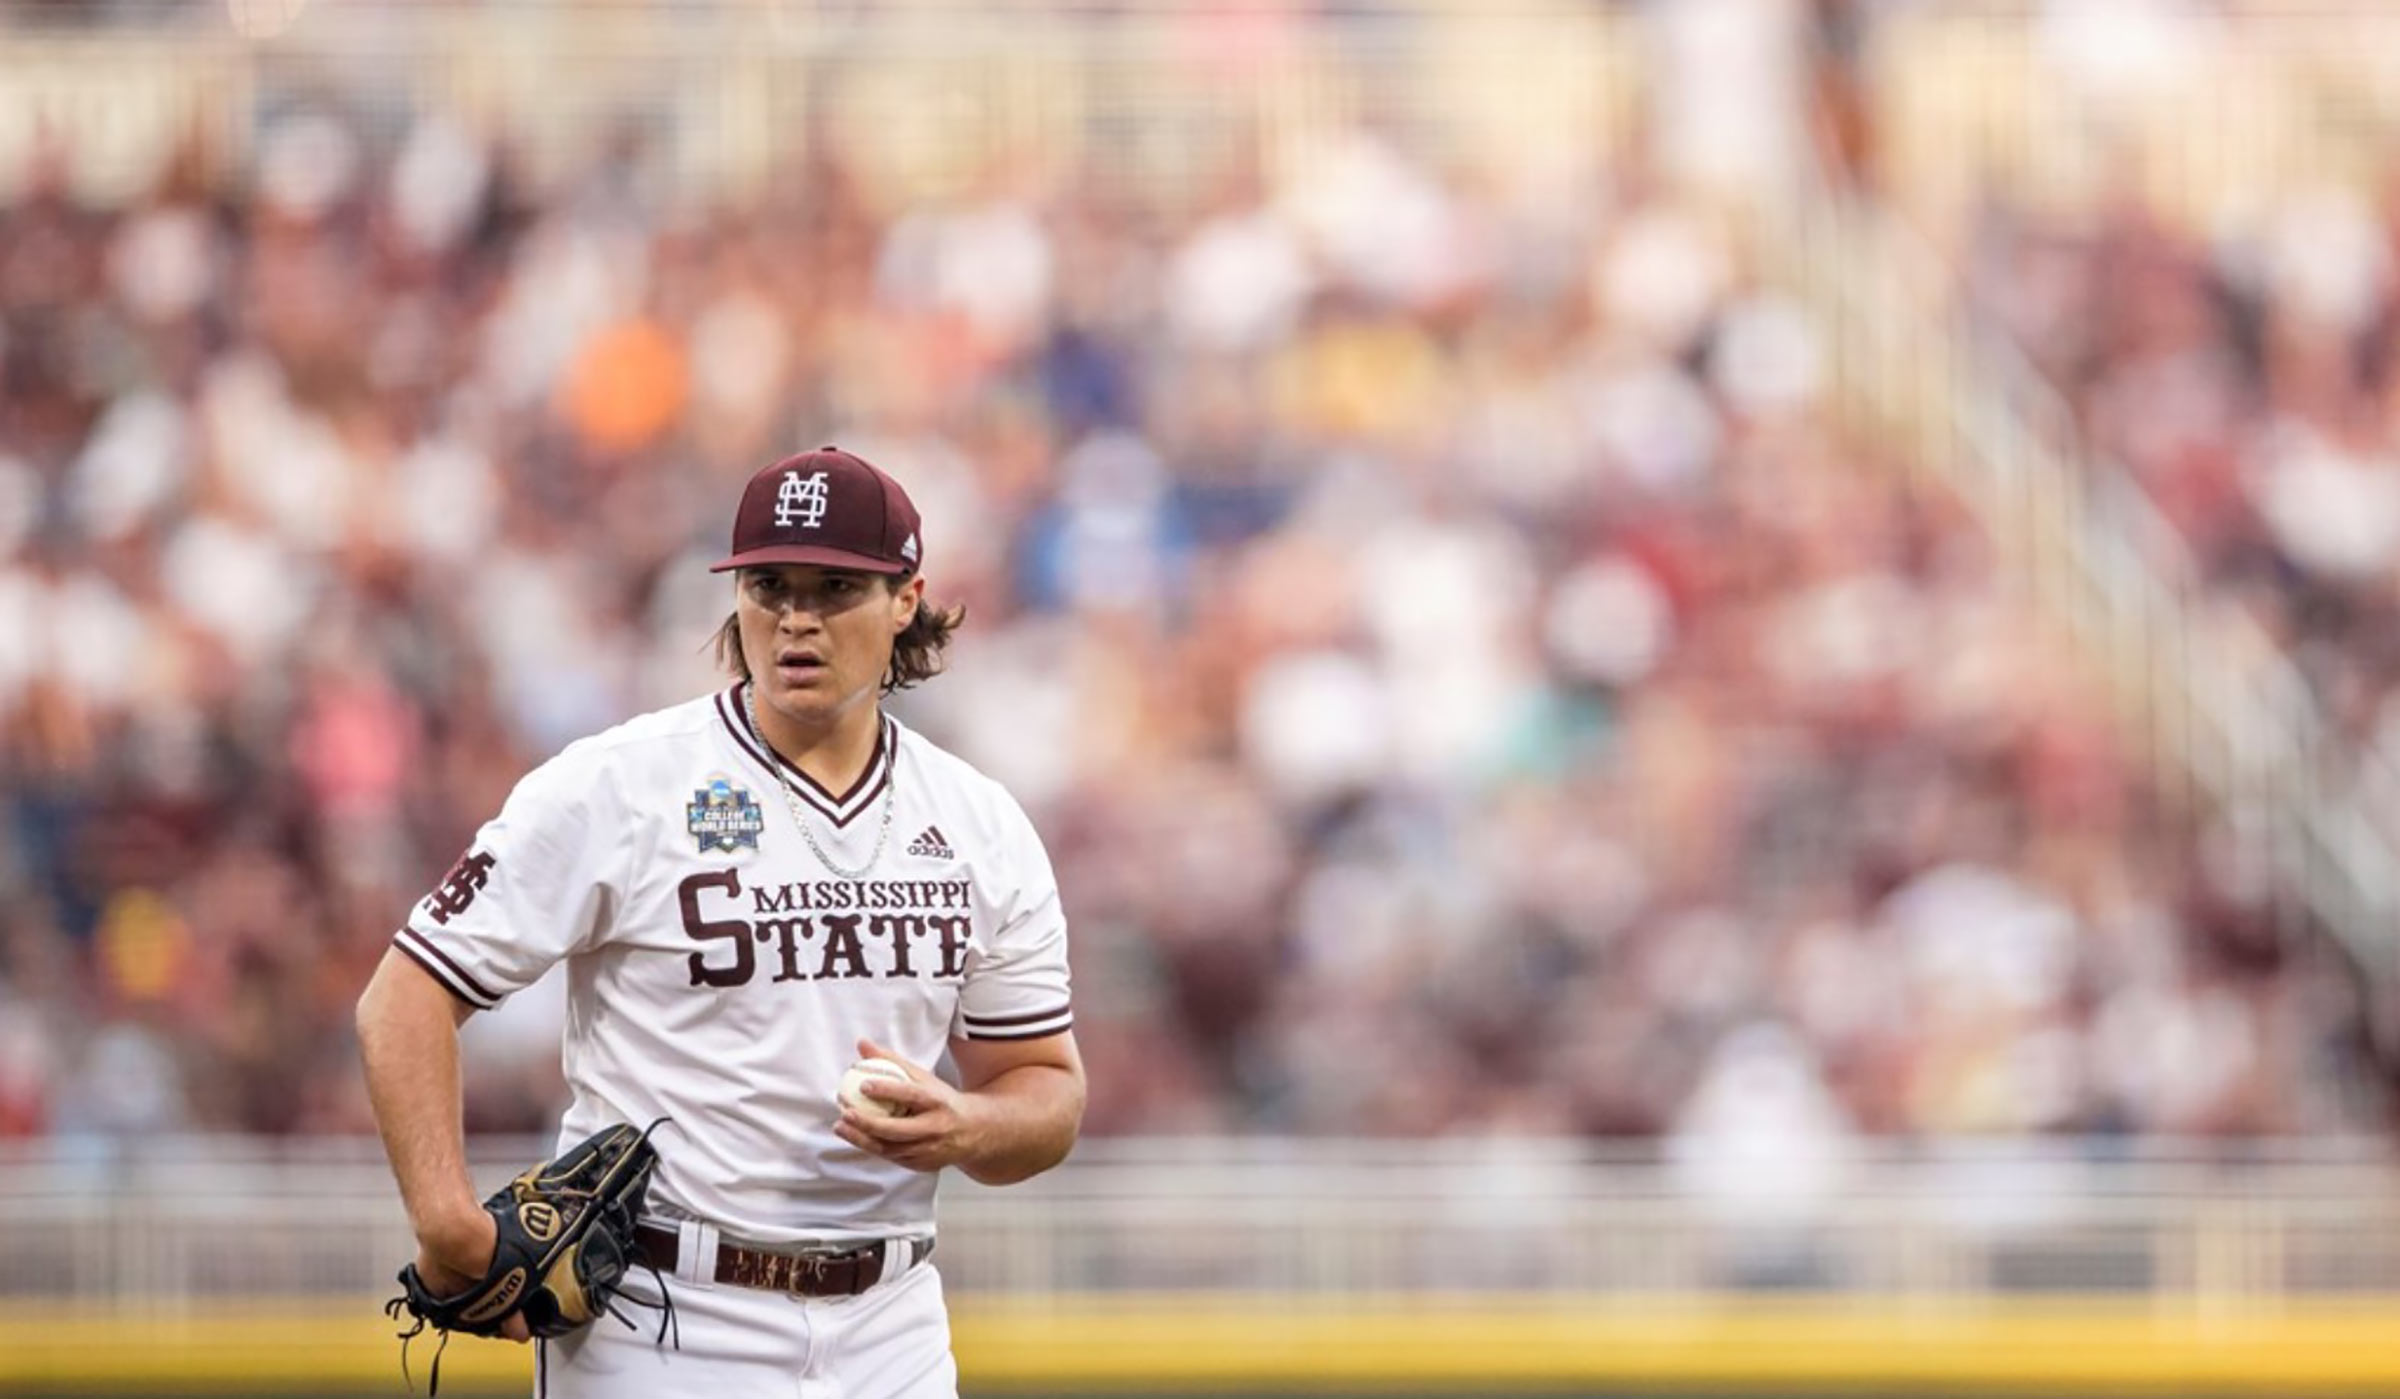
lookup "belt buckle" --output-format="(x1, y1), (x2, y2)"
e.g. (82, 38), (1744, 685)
(768, 1244), (857, 1295)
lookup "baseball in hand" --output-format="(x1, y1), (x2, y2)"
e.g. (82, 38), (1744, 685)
(838, 1057), (916, 1120)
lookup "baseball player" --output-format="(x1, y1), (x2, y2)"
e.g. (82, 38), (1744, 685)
(355, 447), (1086, 1398)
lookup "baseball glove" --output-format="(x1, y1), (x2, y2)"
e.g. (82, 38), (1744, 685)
(386, 1121), (672, 1392)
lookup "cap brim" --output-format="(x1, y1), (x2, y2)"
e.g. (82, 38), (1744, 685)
(711, 545), (914, 575)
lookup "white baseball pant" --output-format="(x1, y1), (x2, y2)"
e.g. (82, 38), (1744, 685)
(537, 1241), (955, 1399)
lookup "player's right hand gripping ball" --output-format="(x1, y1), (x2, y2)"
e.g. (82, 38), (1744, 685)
(385, 1121), (665, 1381)
(839, 1057), (918, 1120)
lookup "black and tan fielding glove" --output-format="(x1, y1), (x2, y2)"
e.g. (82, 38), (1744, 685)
(386, 1121), (672, 1391)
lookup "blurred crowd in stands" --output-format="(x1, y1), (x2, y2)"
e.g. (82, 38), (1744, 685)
(0, 70), (2387, 1159)
(1963, 175), (2400, 778)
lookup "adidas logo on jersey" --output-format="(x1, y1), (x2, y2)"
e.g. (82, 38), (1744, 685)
(905, 826), (955, 860)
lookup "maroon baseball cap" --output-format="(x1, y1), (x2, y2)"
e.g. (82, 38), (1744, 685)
(711, 447), (923, 576)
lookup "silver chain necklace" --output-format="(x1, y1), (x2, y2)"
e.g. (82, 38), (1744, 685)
(744, 685), (895, 881)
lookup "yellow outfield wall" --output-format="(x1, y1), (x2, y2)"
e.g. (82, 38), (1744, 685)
(2, 1294), (2397, 1394)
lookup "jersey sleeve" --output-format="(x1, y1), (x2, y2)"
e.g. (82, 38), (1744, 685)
(954, 795), (1074, 1042)
(392, 743), (627, 1010)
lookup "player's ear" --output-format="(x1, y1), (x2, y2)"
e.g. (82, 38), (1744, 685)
(891, 574), (923, 633)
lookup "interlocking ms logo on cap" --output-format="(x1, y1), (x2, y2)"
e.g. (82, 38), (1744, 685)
(712, 447), (924, 576)
(773, 470), (832, 530)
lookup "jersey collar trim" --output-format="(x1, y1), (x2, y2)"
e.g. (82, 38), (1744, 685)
(714, 685), (896, 829)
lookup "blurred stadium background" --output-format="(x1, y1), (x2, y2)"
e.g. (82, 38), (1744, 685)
(4, 0), (2400, 1394)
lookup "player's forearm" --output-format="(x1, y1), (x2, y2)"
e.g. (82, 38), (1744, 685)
(356, 949), (486, 1248)
(957, 1062), (1085, 1186)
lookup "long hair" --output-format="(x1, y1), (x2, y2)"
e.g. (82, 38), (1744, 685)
(712, 576), (964, 694)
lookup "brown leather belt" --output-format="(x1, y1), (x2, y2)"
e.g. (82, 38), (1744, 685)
(634, 1221), (932, 1298)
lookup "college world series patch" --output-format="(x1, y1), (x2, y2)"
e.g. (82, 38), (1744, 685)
(687, 774), (766, 854)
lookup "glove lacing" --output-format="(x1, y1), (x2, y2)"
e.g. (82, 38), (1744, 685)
(605, 1248), (681, 1349)
(612, 1116), (682, 1349)
(383, 1294), (453, 1397)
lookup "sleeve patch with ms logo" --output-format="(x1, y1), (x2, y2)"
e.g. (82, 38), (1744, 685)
(425, 849), (498, 925)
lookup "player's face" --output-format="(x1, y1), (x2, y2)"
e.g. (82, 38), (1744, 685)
(736, 565), (922, 734)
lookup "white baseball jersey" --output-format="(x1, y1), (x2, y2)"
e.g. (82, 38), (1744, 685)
(393, 683), (1073, 1246)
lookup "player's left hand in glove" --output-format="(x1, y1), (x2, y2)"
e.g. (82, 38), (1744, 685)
(385, 1121), (674, 1393)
